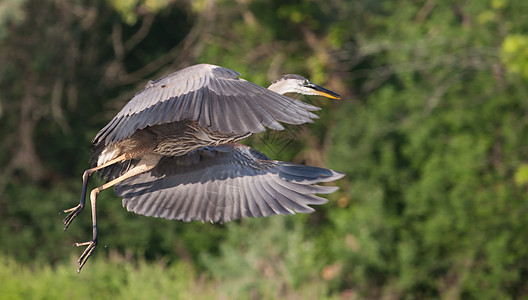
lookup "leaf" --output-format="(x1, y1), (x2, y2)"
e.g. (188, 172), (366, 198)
(514, 164), (528, 186)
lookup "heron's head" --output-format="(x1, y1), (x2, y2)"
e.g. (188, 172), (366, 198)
(268, 74), (340, 100)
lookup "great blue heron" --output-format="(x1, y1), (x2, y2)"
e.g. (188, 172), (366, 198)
(63, 63), (343, 272)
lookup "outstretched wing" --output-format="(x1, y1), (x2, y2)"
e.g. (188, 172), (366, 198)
(94, 64), (320, 146)
(114, 144), (344, 224)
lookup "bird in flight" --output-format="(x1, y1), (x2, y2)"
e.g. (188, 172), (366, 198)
(63, 63), (344, 272)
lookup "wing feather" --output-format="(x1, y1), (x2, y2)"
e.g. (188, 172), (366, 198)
(246, 176), (283, 216)
(259, 179), (313, 214)
(245, 176), (265, 218)
(196, 89), (210, 127)
(179, 91), (195, 121)
(115, 144), (344, 223)
(93, 64), (321, 145)
(208, 92), (222, 132)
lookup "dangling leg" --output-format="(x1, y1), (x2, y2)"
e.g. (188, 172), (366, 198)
(74, 187), (100, 273)
(63, 154), (127, 230)
(73, 154), (161, 272)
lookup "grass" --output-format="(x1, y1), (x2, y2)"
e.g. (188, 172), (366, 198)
(0, 254), (213, 300)
(0, 253), (335, 300)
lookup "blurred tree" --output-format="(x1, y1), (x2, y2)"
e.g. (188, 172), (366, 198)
(325, 0), (528, 298)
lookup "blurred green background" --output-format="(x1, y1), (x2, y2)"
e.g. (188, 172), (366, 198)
(1, 0), (528, 299)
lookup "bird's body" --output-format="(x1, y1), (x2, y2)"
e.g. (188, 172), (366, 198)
(94, 121), (251, 168)
(63, 63), (343, 272)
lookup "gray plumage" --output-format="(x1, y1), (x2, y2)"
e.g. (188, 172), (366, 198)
(94, 64), (321, 146)
(115, 144), (344, 223)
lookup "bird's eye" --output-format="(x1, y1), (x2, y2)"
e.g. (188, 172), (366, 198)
(303, 80), (310, 86)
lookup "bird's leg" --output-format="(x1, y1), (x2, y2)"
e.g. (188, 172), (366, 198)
(73, 154), (161, 272)
(75, 187), (99, 273)
(63, 154), (127, 230)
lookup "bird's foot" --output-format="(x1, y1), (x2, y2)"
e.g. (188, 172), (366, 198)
(74, 239), (97, 273)
(63, 204), (84, 231)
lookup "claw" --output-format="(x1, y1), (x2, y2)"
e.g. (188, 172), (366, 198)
(75, 239), (97, 273)
(63, 204), (84, 231)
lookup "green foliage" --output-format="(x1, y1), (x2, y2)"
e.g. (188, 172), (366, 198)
(108, 0), (170, 24)
(514, 164), (528, 186)
(0, 254), (211, 300)
(0, 252), (337, 299)
(201, 217), (331, 298)
(324, 1), (528, 298)
(501, 34), (528, 79)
